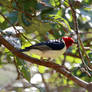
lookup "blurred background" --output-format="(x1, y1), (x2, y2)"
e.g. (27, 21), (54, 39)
(0, 0), (92, 92)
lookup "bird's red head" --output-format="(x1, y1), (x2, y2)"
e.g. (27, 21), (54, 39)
(62, 37), (74, 49)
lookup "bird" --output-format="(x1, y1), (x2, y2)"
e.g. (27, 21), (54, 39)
(19, 37), (74, 59)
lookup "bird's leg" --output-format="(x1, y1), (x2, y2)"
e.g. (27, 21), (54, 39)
(40, 57), (56, 62)
(40, 57), (44, 61)
(46, 57), (56, 62)
(46, 57), (51, 61)
(51, 59), (56, 62)
(40, 57), (51, 62)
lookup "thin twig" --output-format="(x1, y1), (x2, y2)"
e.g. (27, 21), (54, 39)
(69, 0), (91, 74)
(13, 58), (21, 79)
(0, 12), (31, 43)
(79, 38), (90, 63)
(40, 73), (50, 92)
(0, 12), (18, 34)
(62, 52), (67, 65)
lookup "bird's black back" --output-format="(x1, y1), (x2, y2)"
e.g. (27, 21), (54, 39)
(19, 39), (65, 52)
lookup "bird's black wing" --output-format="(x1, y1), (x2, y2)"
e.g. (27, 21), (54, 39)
(46, 39), (65, 50)
(19, 39), (65, 52)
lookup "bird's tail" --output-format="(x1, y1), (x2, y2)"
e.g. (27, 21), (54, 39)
(19, 46), (32, 52)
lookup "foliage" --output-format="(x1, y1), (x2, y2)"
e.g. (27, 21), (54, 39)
(0, 0), (92, 92)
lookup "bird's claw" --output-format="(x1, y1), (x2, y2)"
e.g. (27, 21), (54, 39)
(46, 58), (56, 62)
(40, 57), (56, 62)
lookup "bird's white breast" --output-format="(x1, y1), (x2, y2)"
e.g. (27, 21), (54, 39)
(28, 46), (66, 59)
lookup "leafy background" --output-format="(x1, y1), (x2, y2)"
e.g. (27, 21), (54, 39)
(0, 0), (92, 92)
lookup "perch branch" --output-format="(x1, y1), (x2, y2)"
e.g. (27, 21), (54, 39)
(0, 33), (88, 89)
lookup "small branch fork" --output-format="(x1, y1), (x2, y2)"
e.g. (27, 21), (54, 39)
(69, 0), (92, 75)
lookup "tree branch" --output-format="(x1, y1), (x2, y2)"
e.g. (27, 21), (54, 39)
(69, 1), (91, 73)
(0, 34), (88, 89)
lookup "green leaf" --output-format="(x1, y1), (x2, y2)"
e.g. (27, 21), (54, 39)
(0, 0), (10, 7)
(50, 0), (61, 8)
(24, 18), (52, 34)
(0, 15), (5, 23)
(15, 57), (30, 82)
(38, 65), (46, 73)
(64, 0), (69, 7)
(50, 0), (56, 7)
(48, 15), (71, 32)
